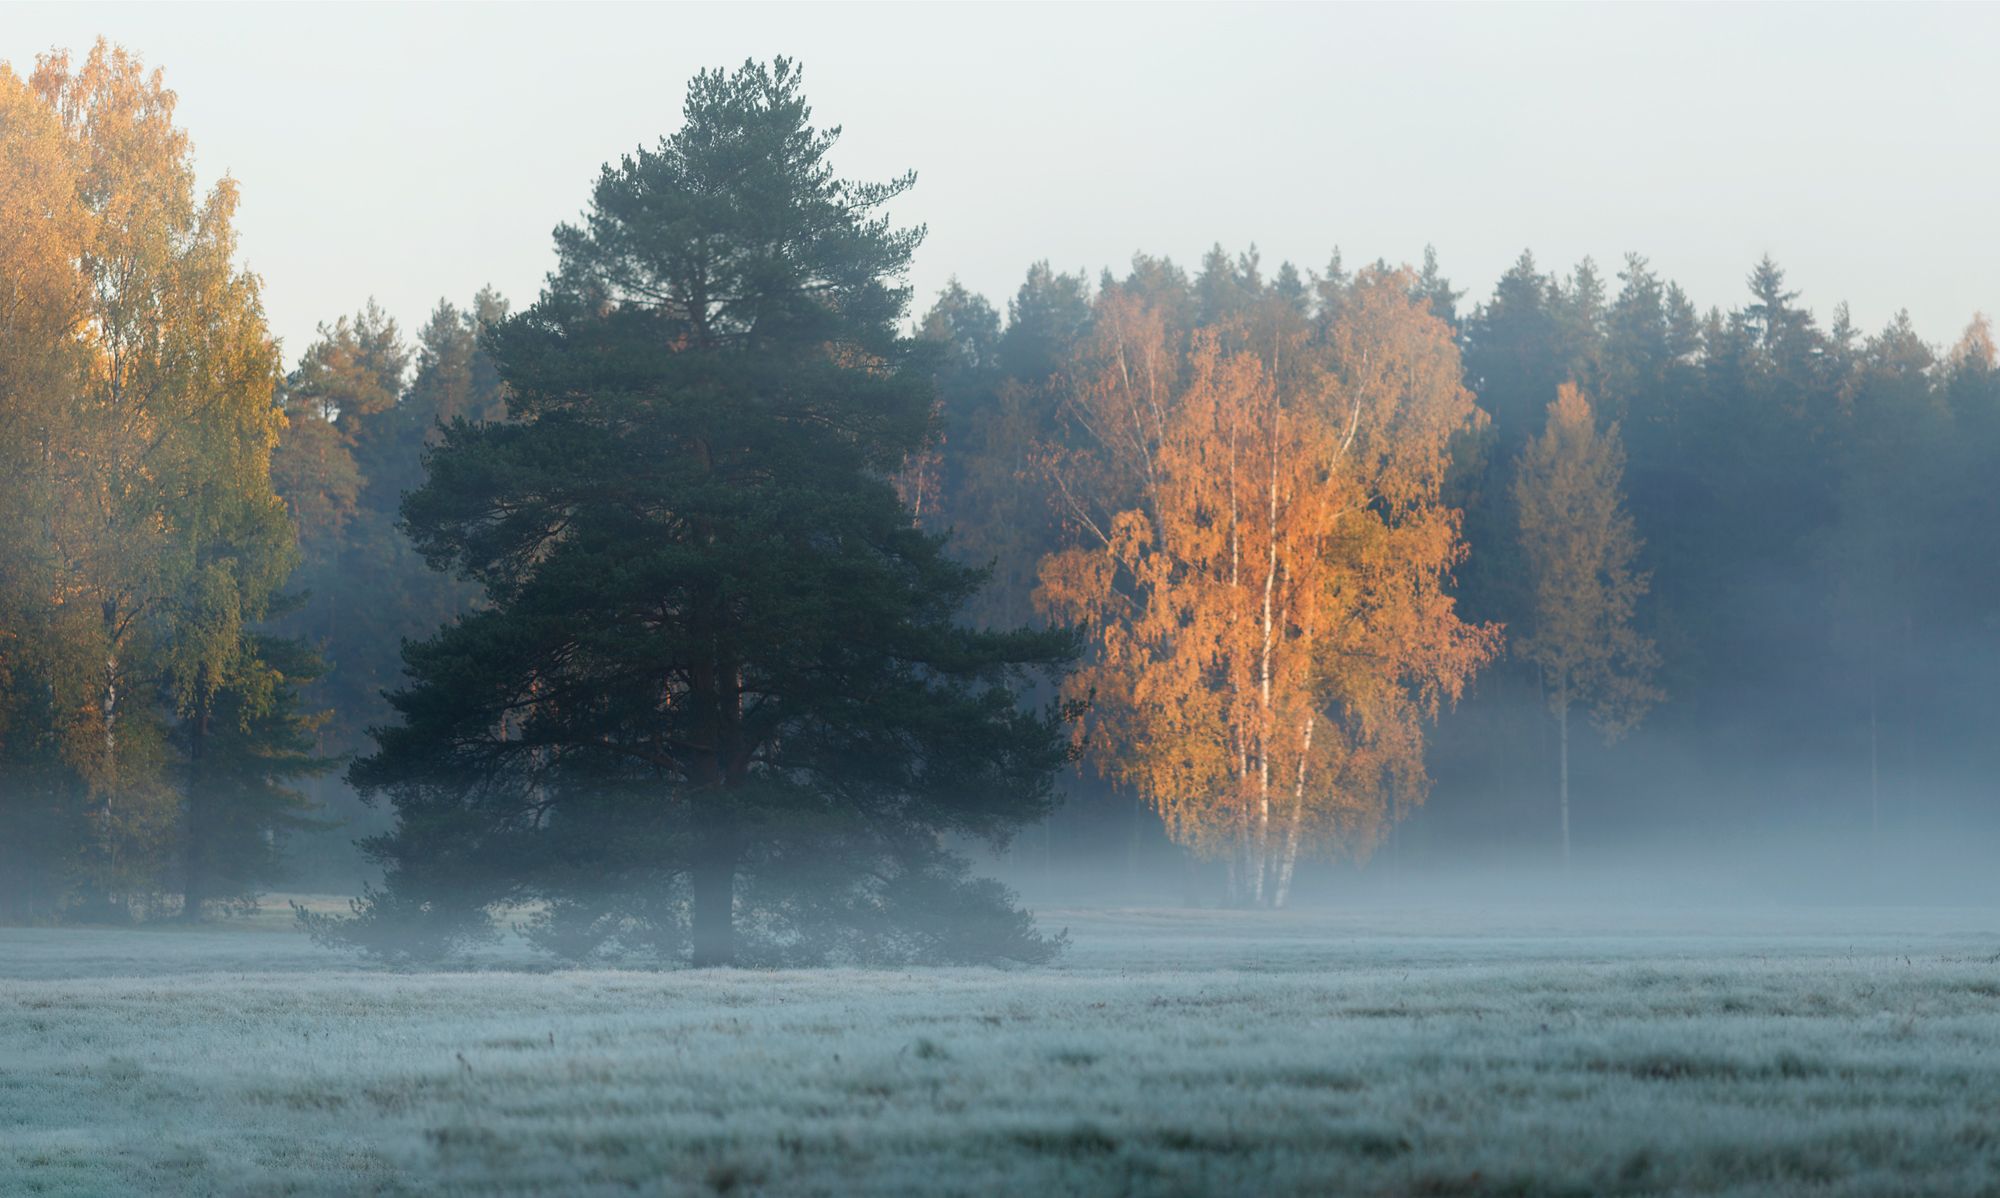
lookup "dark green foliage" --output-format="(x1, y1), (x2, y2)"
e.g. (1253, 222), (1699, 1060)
(179, 634), (336, 919)
(1195, 243), (1264, 328)
(370, 289), (512, 508)
(998, 262), (1093, 383)
(914, 272), (1072, 629)
(318, 59), (1078, 967)
(1463, 252), (1605, 452)
(1413, 244), (1462, 331)
(266, 288), (510, 894)
(0, 690), (92, 921)
(1121, 252), (1197, 331)
(274, 296), (507, 763)
(1421, 246), (2000, 861)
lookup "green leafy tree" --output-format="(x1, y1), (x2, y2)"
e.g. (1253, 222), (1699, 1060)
(0, 62), (92, 919)
(314, 59), (1077, 968)
(3, 43), (296, 915)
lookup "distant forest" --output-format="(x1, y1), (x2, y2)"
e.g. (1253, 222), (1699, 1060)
(4, 43), (1995, 924)
(867, 244), (2000, 896)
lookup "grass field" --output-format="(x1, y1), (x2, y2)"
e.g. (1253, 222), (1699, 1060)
(6, 902), (2000, 1196)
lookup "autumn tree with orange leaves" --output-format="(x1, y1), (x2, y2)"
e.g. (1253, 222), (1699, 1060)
(0, 42), (323, 919)
(1038, 268), (1497, 907)
(1513, 384), (1659, 867)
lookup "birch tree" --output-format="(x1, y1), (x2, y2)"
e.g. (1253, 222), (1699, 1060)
(0, 42), (294, 911)
(1513, 383), (1659, 866)
(1039, 268), (1496, 906)
(0, 63), (93, 916)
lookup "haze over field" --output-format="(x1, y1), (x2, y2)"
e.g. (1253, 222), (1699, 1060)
(5, 8), (2000, 1195)
(8, 907), (2000, 1196)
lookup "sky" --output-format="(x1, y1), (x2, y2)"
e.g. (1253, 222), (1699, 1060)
(6, 2), (1997, 367)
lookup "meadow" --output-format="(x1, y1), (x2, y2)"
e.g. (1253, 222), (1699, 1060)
(5, 903), (2000, 1196)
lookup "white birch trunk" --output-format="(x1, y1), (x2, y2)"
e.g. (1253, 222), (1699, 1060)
(1273, 714), (1314, 909)
(1558, 693), (1571, 870)
(1253, 444), (1279, 906)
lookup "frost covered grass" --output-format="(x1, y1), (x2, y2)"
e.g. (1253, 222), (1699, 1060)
(6, 903), (2000, 1196)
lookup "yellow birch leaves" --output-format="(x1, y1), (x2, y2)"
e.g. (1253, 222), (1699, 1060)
(1039, 270), (1497, 903)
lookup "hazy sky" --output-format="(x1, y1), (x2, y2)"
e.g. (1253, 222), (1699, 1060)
(8, 2), (1996, 366)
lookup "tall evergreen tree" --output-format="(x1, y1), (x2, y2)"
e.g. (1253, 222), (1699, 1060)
(316, 59), (1077, 967)
(1824, 314), (1950, 840)
(271, 307), (411, 753)
(912, 281), (1050, 625)
(1413, 244), (1463, 332)
(998, 261), (1093, 383)
(1194, 243), (1265, 328)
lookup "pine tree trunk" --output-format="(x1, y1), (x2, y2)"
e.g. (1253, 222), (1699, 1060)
(0, 824), (15, 924)
(686, 634), (740, 966)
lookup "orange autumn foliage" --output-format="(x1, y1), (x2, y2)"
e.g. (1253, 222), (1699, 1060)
(1513, 383), (1660, 865)
(1037, 269), (1498, 906)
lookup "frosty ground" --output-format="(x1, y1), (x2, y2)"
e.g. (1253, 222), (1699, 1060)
(5, 904), (2000, 1196)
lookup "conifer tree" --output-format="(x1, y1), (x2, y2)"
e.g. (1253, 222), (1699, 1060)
(1413, 244), (1463, 331)
(179, 634), (334, 919)
(316, 59), (1077, 967)
(271, 304), (416, 752)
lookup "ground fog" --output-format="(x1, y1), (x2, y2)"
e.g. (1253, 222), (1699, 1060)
(5, 904), (2000, 1196)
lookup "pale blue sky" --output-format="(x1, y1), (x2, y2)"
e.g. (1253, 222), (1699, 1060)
(8, 2), (1995, 365)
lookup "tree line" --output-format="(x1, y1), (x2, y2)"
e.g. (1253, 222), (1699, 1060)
(0, 44), (513, 921)
(913, 245), (1998, 882)
(3, 44), (1991, 939)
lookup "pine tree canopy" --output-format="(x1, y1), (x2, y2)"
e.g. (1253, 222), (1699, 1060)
(320, 59), (1079, 968)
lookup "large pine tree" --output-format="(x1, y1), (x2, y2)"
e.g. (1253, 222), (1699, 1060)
(318, 59), (1076, 967)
